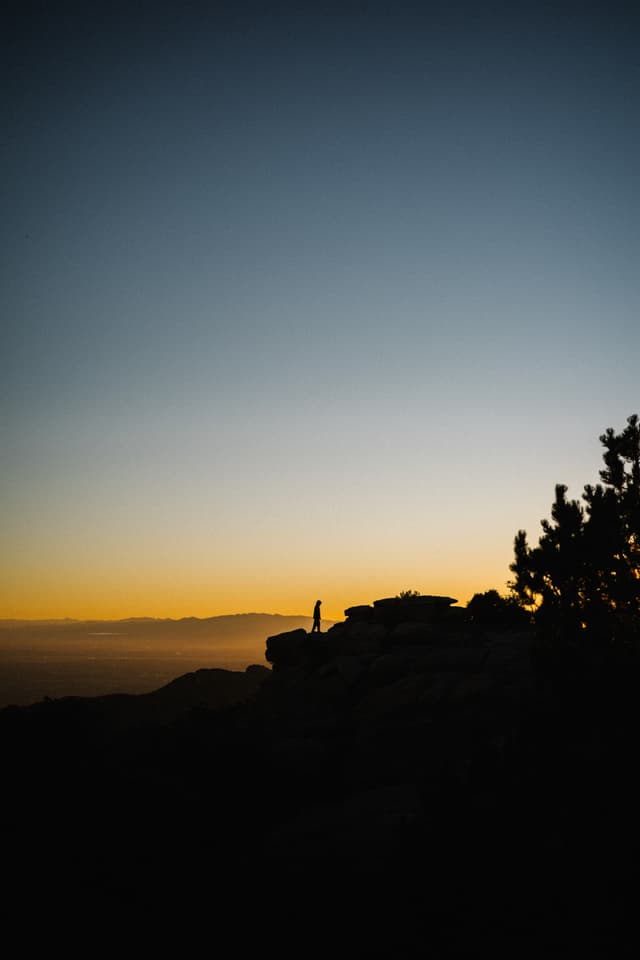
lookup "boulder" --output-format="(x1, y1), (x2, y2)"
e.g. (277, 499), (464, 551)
(372, 595), (459, 626)
(340, 622), (387, 656)
(389, 622), (442, 645)
(369, 652), (421, 685)
(335, 655), (368, 686)
(265, 629), (309, 669)
(354, 672), (438, 727)
(344, 604), (375, 621)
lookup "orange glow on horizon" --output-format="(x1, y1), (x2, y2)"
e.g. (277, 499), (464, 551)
(1, 505), (517, 622)
(0, 565), (512, 622)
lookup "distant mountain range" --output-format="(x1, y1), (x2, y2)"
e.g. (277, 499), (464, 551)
(0, 611), (336, 643)
(0, 612), (333, 628)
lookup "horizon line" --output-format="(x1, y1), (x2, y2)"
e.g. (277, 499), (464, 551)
(0, 611), (341, 624)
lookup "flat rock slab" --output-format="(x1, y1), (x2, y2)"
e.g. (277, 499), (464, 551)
(372, 596), (460, 624)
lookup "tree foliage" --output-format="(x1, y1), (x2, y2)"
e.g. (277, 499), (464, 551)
(466, 589), (529, 630)
(509, 414), (640, 645)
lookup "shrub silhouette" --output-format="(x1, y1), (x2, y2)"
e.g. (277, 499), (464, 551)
(467, 589), (530, 630)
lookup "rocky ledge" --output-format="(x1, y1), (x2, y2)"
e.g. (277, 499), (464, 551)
(258, 594), (535, 864)
(265, 593), (531, 691)
(4, 593), (640, 954)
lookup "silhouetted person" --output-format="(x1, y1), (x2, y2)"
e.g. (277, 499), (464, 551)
(312, 600), (322, 633)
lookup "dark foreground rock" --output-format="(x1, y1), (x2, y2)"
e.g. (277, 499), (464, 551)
(3, 597), (640, 955)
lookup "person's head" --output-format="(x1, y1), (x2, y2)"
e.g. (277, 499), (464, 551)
(316, 600), (322, 605)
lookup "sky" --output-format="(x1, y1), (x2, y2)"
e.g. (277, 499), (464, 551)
(2, 0), (639, 621)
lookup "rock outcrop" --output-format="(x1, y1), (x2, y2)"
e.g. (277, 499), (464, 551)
(265, 593), (524, 676)
(5, 592), (639, 955)
(262, 597), (534, 747)
(251, 595), (640, 954)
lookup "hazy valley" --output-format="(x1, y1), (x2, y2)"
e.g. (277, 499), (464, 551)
(0, 612), (332, 707)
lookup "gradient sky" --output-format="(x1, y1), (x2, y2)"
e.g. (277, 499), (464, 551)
(2, 1), (639, 620)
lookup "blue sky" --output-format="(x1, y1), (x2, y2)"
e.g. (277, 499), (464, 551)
(2, 1), (639, 618)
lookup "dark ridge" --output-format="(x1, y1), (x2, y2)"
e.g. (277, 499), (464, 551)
(3, 593), (640, 953)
